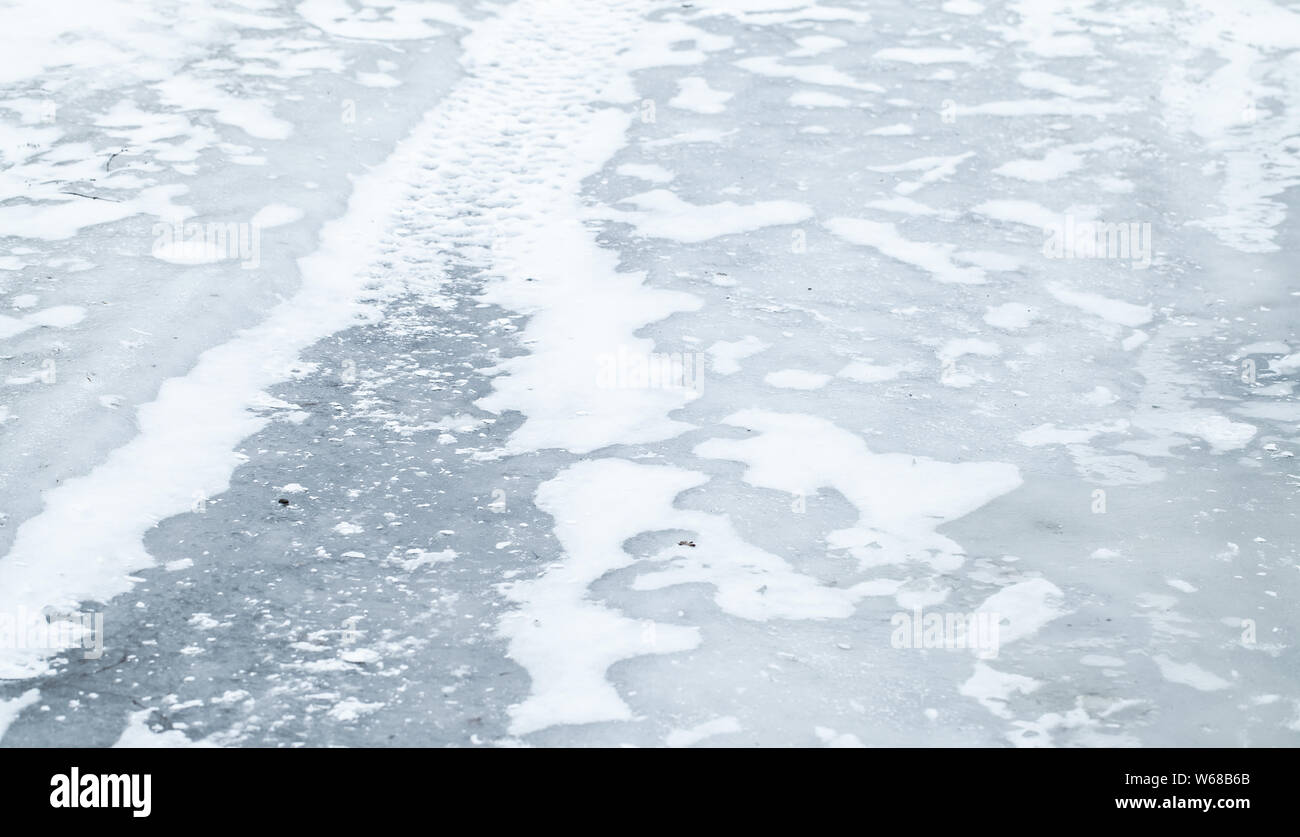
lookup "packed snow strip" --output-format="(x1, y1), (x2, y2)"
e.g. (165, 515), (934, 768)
(0, 87), (446, 676)
(478, 194), (702, 455)
(471, 5), (767, 455)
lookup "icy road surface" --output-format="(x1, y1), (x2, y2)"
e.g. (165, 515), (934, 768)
(0, 0), (1298, 747)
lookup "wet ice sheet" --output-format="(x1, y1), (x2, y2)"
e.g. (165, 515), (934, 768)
(1, 0), (1299, 747)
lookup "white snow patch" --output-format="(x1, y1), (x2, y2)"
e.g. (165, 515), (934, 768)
(327, 697), (385, 722)
(814, 726), (865, 747)
(977, 579), (1067, 646)
(0, 305), (86, 340)
(1016, 70), (1106, 99)
(975, 199), (1082, 230)
(735, 56), (883, 93)
(937, 338), (1000, 388)
(826, 217), (985, 284)
(984, 302), (1039, 330)
(707, 336), (768, 375)
(666, 716), (742, 747)
(864, 196), (939, 216)
(616, 163), (674, 183)
(960, 662), (1041, 719)
(251, 203), (303, 228)
(669, 77), (733, 114)
(696, 411), (1021, 577)
(788, 90), (851, 108)
(764, 369), (831, 390)
(838, 360), (903, 383)
(787, 36), (846, 57)
(875, 46), (982, 64)
(501, 447), (921, 734)
(1047, 283), (1152, 327)
(114, 708), (214, 747)
(601, 190), (812, 243)
(1151, 656), (1231, 691)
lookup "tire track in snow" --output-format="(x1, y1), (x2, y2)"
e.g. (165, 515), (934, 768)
(0, 0), (674, 682)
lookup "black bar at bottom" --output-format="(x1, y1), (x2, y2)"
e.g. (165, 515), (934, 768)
(0, 747), (1283, 824)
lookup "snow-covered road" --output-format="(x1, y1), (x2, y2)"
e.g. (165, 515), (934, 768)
(1, 0), (1298, 747)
